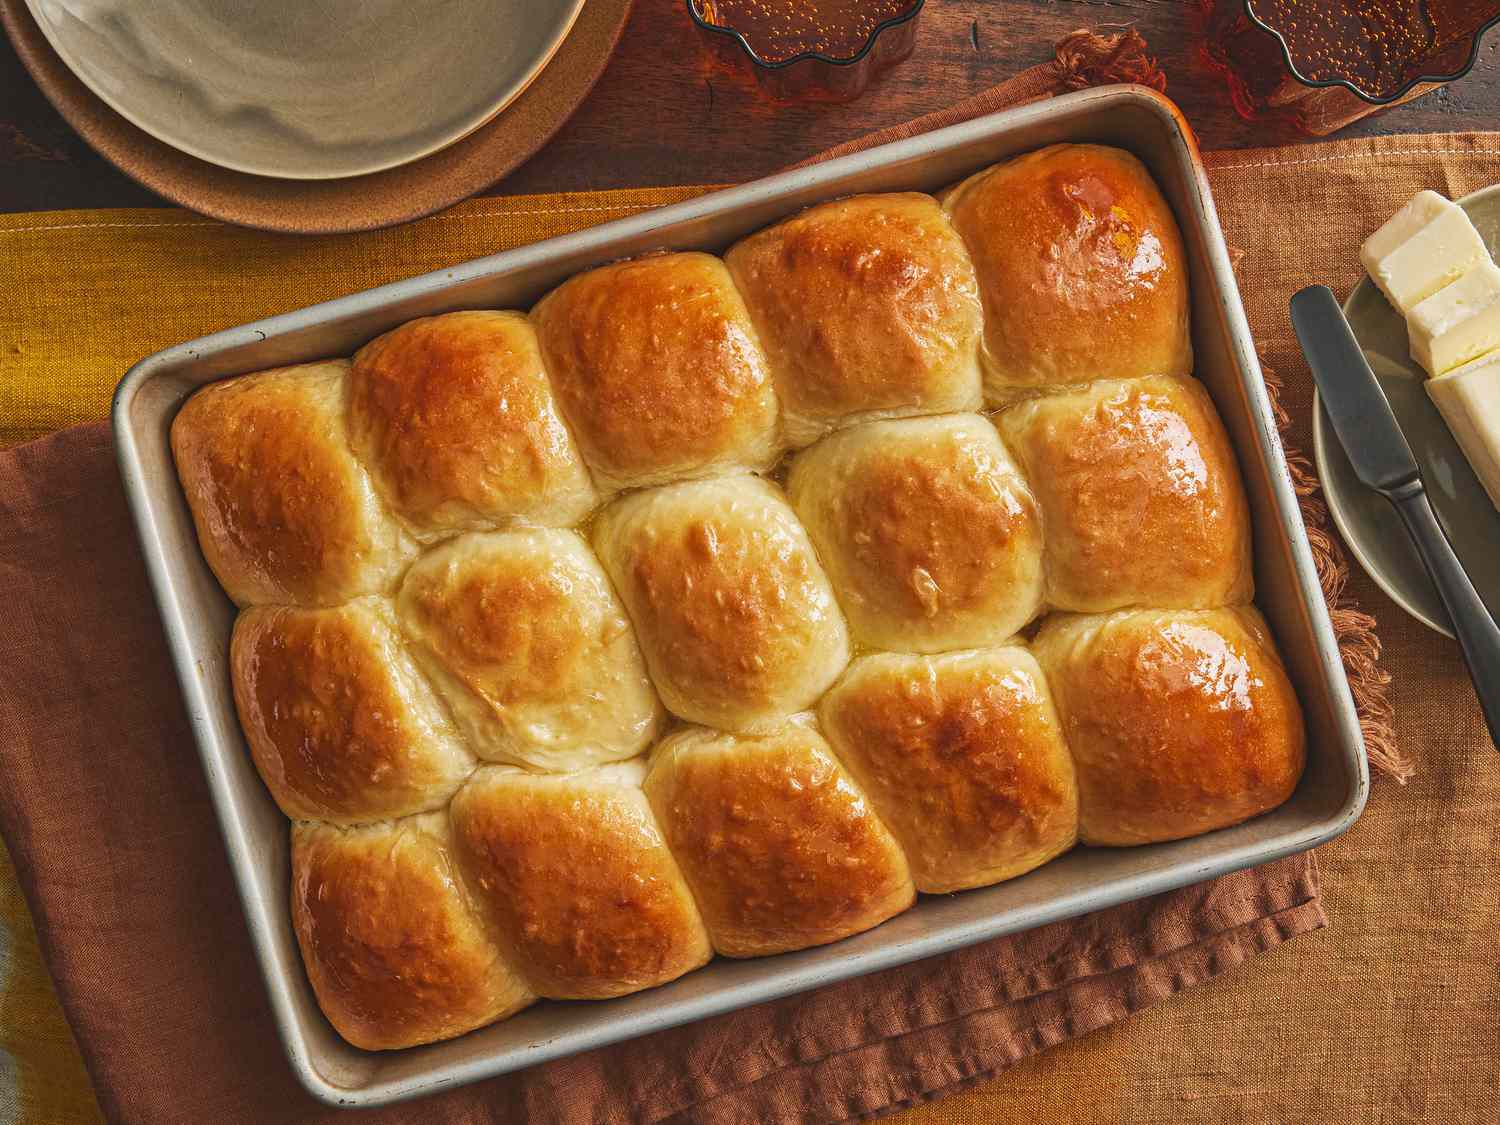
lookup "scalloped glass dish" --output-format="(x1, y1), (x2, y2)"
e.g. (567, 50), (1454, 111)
(1248, 0), (1500, 104)
(1202, 0), (1500, 134)
(687, 0), (924, 100)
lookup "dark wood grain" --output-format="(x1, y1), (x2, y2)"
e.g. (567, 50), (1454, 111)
(2, 0), (1499, 212)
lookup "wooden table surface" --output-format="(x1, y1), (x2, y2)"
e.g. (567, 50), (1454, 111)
(3, 4), (1499, 1124)
(4, 0), (1500, 213)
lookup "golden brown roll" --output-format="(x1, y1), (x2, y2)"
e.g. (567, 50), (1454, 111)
(591, 475), (850, 731)
(231, 598), (474, 824)
(349, 311), (597, 536)
(1031, 607), (1306, 847)
(725, 193), (983, 446)
(396, 529), (663, 771)
(170, 362), (413, 607)
(644, 720), (914, 957)
(531, 252), (781, 492)
(450, 761), (712, 1000)
(786, 414), (1043, 652)
(942, 143), (1192, 402)
(819, 648), (1078, 893)
(996, 375), (1253, 613)
(290, 815), (533, 1051)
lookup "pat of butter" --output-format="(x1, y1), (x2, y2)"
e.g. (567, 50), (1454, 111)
(1426, 350), (1500, 512)
(1408, 260), (1500, 377)
(1360, 190), (1488, 315)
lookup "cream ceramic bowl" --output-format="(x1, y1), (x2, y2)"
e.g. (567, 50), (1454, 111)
(23, 0), (586, 179)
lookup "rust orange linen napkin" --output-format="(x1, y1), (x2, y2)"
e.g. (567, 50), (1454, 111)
(0, 35), (1376, 1125)
(0, 427), (1324, 1122)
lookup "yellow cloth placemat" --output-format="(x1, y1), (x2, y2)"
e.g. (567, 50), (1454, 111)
(0, 189), (711, 448)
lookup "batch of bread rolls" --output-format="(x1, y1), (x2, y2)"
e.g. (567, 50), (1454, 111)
(171, 143), (1307, 1052)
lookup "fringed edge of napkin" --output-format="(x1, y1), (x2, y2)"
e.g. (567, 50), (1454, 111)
(1258, 358), (1409, 782)
(1052, 27), (1167, 94)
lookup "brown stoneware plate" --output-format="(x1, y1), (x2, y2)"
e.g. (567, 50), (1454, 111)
(1, 0), (633, 233)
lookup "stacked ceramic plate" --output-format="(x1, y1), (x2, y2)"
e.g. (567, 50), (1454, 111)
(7, 0), (633, 231)
(1316, 184), (1500, 637)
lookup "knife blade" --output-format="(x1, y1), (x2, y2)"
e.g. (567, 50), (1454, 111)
(1291, 283), (1500, 751)
(1289, 285), (1420, 498)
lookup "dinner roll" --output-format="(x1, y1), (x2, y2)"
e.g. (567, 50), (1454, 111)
(942, 143), (1192, 402)
(644, 720), (914, 957)
(290, 816), (533, 1051)
(996, 375), (1253, 613)
(725, 192), (983, 447)
(231, 598), (474, 824)
(397, 529), (663, 771)
(591, 475), (850, 731)
(450, 761), (712, 999)
(171, 362), (412, 607)
(531, 252), (781, 492)
(349, 311), (596, 536)
(819, 648), (1078, 893)
(1032, 607), (1306, 846)
(786, 414), (1043, 652)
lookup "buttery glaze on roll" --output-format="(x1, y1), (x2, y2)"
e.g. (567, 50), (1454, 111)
(1032, 607), (1306, 847)
(591, 475), (850, 732)
(231, 598), (474, 824)
(397, 529), (663, 771)
(290, 815), (533, 1051)
(349, 311), (597, 536)
(531, 252), (781, 493)
(942, 143), (1192, 402)
(170, 361), (412, 607)
(450, 761), (712, 1000)
(819, 648), (1078, 893)
(996, 375), (1253, 613)
(725, 192), (983, 447)
(787, 413), (1043, 652)
(644, 720), (914, 957)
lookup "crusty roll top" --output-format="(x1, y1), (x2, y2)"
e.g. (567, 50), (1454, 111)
(943, 143), (1192, 402)
(820, 648), (1079, 893)
(1032, 607), (1305, 846)
(171, 361), (413, 607)
(726, 192), (983, 447)
(644, 721), (915, 958)
(787, 413), (1044, 652)
(591, 475), (850, 732)
(290, 816), (533, 1051)
(349, 310), (596, 535)
(450, 762), (711, 1000)
(231, 599), (473, 824)
(175, 143), (1307, 1054)
(531, 252), (782, 493)
(396, 529), (663, 771)
(997, 374), (1253, 613)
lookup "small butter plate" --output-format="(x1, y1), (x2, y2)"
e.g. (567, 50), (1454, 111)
(22, 0), (585, 180)
(1314, 183), (1500, 637)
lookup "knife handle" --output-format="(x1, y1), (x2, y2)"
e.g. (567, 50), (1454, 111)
(1392, 488), (1500, 750)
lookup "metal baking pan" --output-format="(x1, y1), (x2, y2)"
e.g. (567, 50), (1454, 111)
(112, 84), (1369, 1108)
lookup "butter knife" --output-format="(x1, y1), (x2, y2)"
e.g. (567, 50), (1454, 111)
(1291, 284), (1500, 751)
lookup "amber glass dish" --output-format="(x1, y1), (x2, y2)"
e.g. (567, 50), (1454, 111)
(1202, 0), (1500, 134)
(687, 0), (925, 101)
(1247, 0), (1500, 104)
